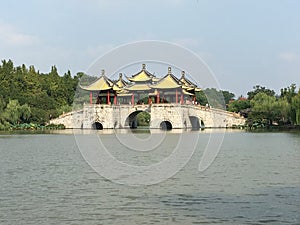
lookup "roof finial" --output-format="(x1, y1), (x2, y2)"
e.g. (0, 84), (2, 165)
(101, 69), (105, 76)
(168, 67), (171, 75)
(142, 63), (146, 70)
(119, 73), (122, 79)
(181, 71), (185, 78)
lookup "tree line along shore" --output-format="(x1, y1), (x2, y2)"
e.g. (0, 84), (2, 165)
(0, 60), (299, 130)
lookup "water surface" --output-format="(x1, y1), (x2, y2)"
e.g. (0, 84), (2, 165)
(0, 130), (299, 224)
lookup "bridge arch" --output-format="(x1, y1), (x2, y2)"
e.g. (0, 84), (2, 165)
(188, 116), (205, 130)
(160, 120), (172, 130)
(125, 110), (150, 129)
(92, 121), (103, 130)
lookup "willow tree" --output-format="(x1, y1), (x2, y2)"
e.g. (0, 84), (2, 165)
(249, 92), (289, 126)
(292, 91), (300, 125)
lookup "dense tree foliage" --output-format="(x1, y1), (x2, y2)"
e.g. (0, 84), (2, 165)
(195, 88), (235, 109)
(0, 60), (80, 129)
(247, 85), (275, 100)
(227, 97), (250, 117)
(228, 84), (300, 127)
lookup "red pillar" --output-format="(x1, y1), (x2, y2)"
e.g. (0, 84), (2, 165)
(131, 93), (134, 105)
(181, 92), (184, 104)
(90, 92), (93, 104)
(156, 91), (160, 103)
(114, 94), (117, 105)
(175, 89), (178, 104)
(107, 90), (110, 105)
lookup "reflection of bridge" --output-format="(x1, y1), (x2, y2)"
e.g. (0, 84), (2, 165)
(50, 103), (245, 130)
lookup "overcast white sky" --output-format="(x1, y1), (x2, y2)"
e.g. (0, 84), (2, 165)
(0, 0), (300, 96)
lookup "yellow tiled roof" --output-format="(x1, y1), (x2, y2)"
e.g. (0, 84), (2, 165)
(180, 71), (197, 88)
(80, 65), (201, 94)
(80, 75), (113, 91)
(151, 68), (181, 89)
(112, 84), (122, 91)
(125, 83), (152, 91)
(127, 64), (155, 82)
(115, 73), (127, 88)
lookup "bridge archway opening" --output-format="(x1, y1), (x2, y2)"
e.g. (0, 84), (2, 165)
(125, 111), (150, 129)
(189, 116), (205, 130)
(92, 122), (103, 130)
(160, 121), (172, 130)
(189, 116), (200, 130)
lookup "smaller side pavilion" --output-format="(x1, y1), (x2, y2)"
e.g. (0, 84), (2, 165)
(80, 70), (124, 105)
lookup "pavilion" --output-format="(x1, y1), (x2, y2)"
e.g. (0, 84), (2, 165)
(80, 64), (201, 105)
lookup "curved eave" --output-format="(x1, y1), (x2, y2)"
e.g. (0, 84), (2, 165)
(125, 84), (152, 91)
(127, 76), (152, 82)
(115, 80), (128, 88)
(112, 85), (122, 91)
(183, 90), (195, 96)
(127, 69), (155, 82)
(150, 74), (181, 89)
(180, 77), (197, 87)
(80, 84), (112, 91)
(79, 75), (114, 91)
(150, 85), (181, 89)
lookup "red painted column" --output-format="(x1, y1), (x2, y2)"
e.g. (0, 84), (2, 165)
(156, 91), (160, 103)
(131, 93), (134, 105)
(90, 92), (93, 104)
(175, 89), (178, 104)
(114, 94), (117, 105)
(181, 92), (184, 104)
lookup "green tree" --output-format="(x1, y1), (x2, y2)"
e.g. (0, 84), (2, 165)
(247, 85), (275, 100)
(275, 97), (290, 125)
(280, 84), (297, 123)
(0, 60), (79, 127)
(221, 90), (235, 105)
(248, 93), (276, 126)
(3, 99), (31, 125)
(291, 91), (300, 125)
(137, 112), (150, 126)
(195, 90), (208, 106)
(227, 97), (251, 116)
(280, 84), (297, 103)
(248, 92), (289, 126)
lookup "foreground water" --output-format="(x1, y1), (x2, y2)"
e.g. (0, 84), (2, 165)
(0, 130), (299, 224)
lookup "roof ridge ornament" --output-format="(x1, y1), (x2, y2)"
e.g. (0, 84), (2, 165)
(142, 63), (146, 70)
(181, 70), (185, 79)
(168, 67), (171, 75)
(101, 69), (105, 76)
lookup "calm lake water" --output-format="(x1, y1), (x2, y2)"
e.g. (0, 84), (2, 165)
(0, 130), (299, 224)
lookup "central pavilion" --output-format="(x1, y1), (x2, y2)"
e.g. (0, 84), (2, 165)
(80, 64), (201, 105)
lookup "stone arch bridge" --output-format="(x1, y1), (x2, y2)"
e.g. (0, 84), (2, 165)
(50, 104), (245, 130)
